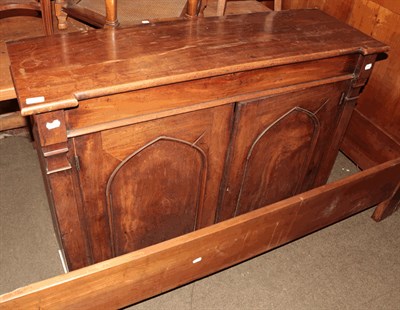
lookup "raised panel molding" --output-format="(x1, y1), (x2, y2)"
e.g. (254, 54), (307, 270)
(235, 107), (320, 216)
(106, 136), (207, 256)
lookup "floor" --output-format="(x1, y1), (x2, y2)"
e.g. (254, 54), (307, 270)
(74, 0), (187, 24)
(1, 136), (399, 309)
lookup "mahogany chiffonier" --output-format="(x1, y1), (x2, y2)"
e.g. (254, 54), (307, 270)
(0, 10), (400, 309)
(4, 10), (399, 306)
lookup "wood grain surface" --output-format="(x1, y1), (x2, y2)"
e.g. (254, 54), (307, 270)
(7, 9), (388, 116)
(1, 157), (399, 309)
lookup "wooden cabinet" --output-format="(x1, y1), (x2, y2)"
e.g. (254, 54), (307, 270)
(7, 10), (389, 271)
(71, 105), (233, 262)
(218, 82), (349, 220)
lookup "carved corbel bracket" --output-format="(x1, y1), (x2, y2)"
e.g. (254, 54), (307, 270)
(33, 110), (71, 175)
(344, 54), (378, 105)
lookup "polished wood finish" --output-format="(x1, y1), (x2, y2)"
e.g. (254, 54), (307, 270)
(7, 10), (389, 270)
(1, 158), (399, 309)
(0, 111), (28, 131)
(218, 82), (349, 220)
(7, 10), (387, 117)
(65, 54), (357, 136)
(70, 105), (233, 264)
(0, 8), (93, 103)
(0, 43), (16, 101)
(283, 0), (400, 170)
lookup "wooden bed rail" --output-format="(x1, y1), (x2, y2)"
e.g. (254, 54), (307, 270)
(1, 157), (399, 309)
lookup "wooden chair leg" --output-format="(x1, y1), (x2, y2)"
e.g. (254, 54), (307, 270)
(40, 0), (53, 35)
(217, 0), (227, 16)
(372, 182), (400, 221)
(105, 0), (119, 27)
(274, 0), (282, 11)
(187, 0), (200, 17)
(55, 0), (68, 30)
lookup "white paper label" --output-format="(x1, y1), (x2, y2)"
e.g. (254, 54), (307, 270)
(46, 119), (61, 130)
(26, 96), (45, 105)
(365, 63), (373, 70)
(192, 257), (202, 264)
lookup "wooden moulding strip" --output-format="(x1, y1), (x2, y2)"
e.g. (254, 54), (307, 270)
(0, 42), (16, 101)
(67, 74), (354, 138)
(340, 109), (400, 170)
(1, 158), (399, 309)
(0, 111), (28, 131)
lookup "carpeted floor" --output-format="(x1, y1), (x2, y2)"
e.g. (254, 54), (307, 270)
(0, 136), (399, 309)
(72, 0), (187, 25)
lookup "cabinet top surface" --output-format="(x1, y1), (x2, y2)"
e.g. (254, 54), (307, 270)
(7, 9), (388, 116)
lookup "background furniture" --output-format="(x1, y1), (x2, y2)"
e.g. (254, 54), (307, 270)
(215, 0), (281, 16)
(55, 0), (189, 29)
(54, 0), (278, 30)
(0, 0), (54, 134)
(196, 0), (273, 16)
(0, 0), (53, 35)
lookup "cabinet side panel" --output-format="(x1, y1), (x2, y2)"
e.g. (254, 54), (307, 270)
(72, 133), (117, 264)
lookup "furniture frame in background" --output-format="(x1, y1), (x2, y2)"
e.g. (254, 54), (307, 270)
(53, 0), (279, 30)
(55, 0), (117, 29)
(0, 0), (53, 35)
(216, 0), (281, 16)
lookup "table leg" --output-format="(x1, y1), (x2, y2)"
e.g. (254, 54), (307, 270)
(40, 0), (54, 35)
(372, 182), (400, 221)
(55, 0), (68, 30)
(105, 0), (119, 27)
(217, 0), (227, 16)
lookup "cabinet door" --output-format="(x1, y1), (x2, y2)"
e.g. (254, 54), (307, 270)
(217, 82), (349, 221)
(72, 104), (233, 263)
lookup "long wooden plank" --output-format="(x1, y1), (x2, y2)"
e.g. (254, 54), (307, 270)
(1, 157), (399, 309)
(341, 109), (400, 169)
(0, 42), (16, 101)
(0, 111), (28, 131)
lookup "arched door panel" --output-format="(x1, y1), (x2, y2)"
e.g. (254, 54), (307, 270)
(107, 137), (207, 256)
